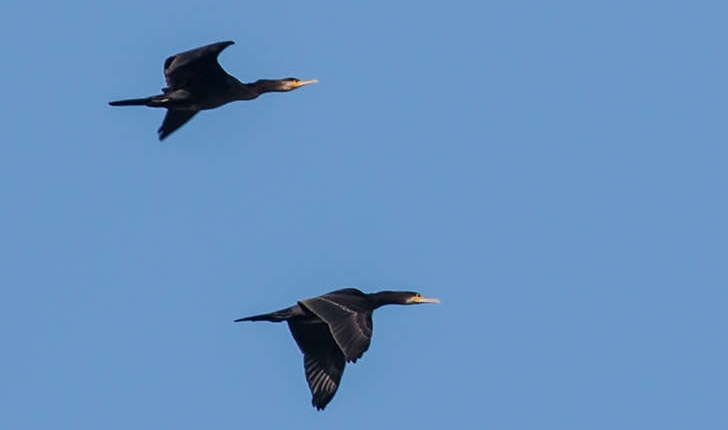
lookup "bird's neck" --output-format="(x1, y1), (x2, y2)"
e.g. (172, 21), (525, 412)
(369, 291), (404, 308)
(248, 79), (289, 95)
(226, 76), (258, 101)
(231, 79), (285, 101)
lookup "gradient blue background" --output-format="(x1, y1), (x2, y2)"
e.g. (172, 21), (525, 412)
(1, 1), (726, 428)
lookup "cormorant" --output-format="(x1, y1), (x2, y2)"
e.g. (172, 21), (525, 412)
(108, 41), (317, 140)
(235, 288), (440, 410)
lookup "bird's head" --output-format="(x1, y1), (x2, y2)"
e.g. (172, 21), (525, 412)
(403, 291), (441, 305)
(278, 77), (319, 91)
(249, 78), (318, 95)
(371, 290), (441, 306)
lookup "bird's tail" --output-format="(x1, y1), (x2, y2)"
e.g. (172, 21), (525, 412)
(234, 307), (293, 323)
(109, 95), (168, 107)
(109, 97), (153, 106)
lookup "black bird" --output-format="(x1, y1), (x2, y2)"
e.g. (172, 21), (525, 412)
(109, 41), (317, 140)
(235, 288), (440, 410)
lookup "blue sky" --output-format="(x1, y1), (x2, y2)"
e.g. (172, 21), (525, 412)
(1, 1), (726, 428)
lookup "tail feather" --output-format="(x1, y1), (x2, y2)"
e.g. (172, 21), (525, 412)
(109, 97), (152, 107)
(109, 94), (169, 107)
(234, 308), (292, 322)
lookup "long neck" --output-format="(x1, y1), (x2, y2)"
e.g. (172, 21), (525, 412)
(368, 291), (406, 309)
(230, 77), (283, 101)
(245, 79), (290, 97)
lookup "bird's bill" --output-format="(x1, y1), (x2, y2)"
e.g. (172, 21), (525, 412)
(292, 79), (318, 88)
(408, 295), (441, 304)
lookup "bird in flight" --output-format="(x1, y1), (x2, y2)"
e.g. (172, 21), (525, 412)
(235, 288), (440, 410)
(109, 41), (317, 140)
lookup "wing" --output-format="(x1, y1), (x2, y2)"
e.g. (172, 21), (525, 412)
(299, 293), (373, 363)
(157, 109), (199, 140)
(288, 320), (346, 410)
(162, 41), (235, 91)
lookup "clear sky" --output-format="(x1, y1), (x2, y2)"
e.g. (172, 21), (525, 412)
(1, 1), (726, 429)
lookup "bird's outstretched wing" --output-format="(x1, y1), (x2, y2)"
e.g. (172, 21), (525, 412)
(162, 40), (235, 91)
(299, 290), (374, 363)
(288, 320), (346, 410)
(158, 109), (199, 140)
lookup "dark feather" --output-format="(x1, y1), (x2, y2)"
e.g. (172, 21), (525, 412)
(288, 320), (346, 410)
(299, 289), (374, 362)
(158, 110), (199, 141)
(163, 41), (234, 92)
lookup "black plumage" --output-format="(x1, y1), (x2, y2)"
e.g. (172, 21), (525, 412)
(109, 41), (317, 140)
(235, 288), (440, 410)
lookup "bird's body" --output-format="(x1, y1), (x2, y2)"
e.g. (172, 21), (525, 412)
(236, 288), (439, 410)
(109, 41), (317, 140)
